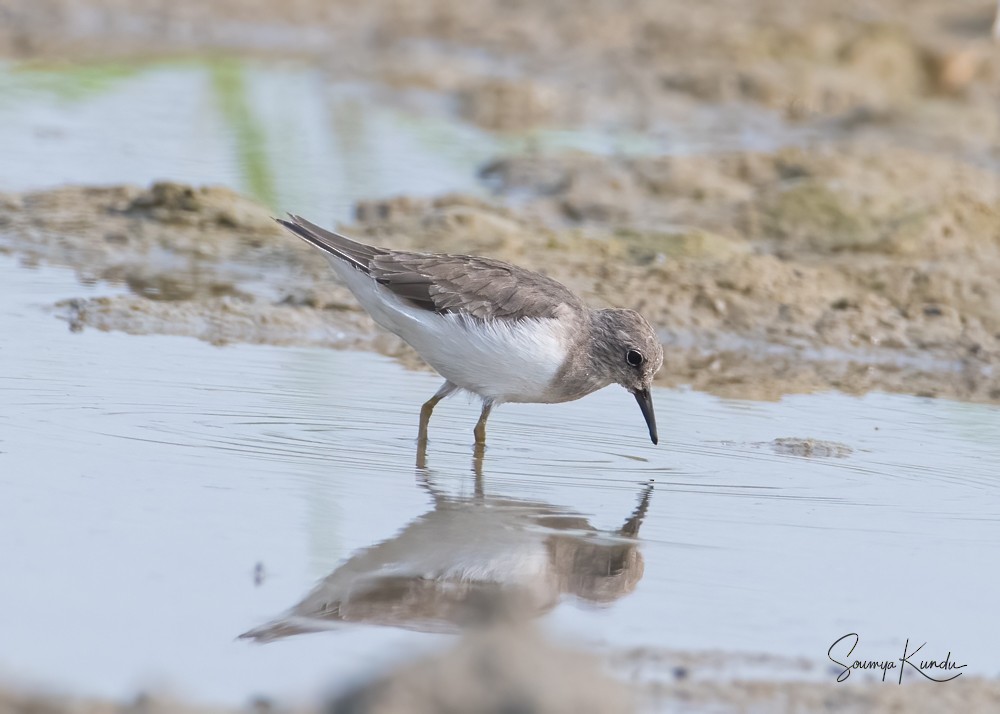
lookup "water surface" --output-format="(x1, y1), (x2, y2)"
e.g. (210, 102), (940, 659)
(1, 255), (998, 704)
(0, 58), (821, 218)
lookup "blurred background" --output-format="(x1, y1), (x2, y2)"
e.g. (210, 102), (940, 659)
(2, 1), (1000, 713)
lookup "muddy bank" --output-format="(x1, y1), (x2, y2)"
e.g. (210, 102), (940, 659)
(4, 615), (1000, 713)
(4, 642), (1000, 714)
(480, 142), (1000, 402)
(2, 0), (1000, 145)
(2, 135), (999, 404)
(2, 0), (998, 406)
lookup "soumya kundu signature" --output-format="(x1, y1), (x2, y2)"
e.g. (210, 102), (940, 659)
(828, 633), (967, 684)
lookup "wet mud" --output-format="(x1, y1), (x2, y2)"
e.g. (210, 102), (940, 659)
(3, 150), (998, 403)
(3, 0), (999, 403)
(4, 0), (1000, 140)
(4, 657), (1000, 714)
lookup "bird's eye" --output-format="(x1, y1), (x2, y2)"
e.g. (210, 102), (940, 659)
(626, 349), (644, 367)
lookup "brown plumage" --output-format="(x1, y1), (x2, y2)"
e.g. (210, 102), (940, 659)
(277, 214), (663, 445)
(278, 214), (583, 321)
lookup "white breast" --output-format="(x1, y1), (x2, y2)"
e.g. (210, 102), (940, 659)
(332, 261), (570, 403)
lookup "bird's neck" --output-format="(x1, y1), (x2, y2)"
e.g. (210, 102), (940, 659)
(547, 310), (616, 402)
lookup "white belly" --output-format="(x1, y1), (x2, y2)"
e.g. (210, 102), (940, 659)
(334, 262), (569, 403)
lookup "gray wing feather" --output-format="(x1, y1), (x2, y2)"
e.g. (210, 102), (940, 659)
(371, 253), (584, 320)
(277, 214), (583, 321)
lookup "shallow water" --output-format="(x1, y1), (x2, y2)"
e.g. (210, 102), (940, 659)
(0, 58), (819, 218)
(0, 59), (497, 219)
(2, 254), (999, 703)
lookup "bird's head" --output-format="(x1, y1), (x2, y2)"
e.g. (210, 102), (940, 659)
(590, 309), (664, 444)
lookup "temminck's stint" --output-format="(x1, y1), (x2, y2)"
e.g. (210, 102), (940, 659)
(278, 215), (663, 445)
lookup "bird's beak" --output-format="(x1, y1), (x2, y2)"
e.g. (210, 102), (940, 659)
(632, 388), (658, 445)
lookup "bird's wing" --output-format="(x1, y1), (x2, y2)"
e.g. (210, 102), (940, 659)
(279, 214), (583, 321)
(369, 252), (584, 320)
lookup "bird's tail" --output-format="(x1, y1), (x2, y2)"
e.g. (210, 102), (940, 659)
(275, 214), (386, 273)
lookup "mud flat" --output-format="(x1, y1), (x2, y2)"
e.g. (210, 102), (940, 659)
(3, 0), (999, 403)
(3, 0), (1000, 143)
(3, 631), (1000, 714)
(3, 137), (999, 405)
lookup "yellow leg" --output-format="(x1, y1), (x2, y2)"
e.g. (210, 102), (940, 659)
(418, 381), (455, 444)
(418, 396), (441, 442)
(473, 401), (493, 446)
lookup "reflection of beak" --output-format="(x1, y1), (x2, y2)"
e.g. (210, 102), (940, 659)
(632, 388), (658, 444)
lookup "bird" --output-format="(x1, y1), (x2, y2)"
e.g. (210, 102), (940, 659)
(277, 215), (663, 446)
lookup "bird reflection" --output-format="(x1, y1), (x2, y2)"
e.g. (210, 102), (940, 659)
(240, 450), (652, 642)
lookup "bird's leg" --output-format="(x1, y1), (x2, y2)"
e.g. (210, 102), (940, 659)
(418, 381), (456, 444)
(473, 400), (494, 446)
